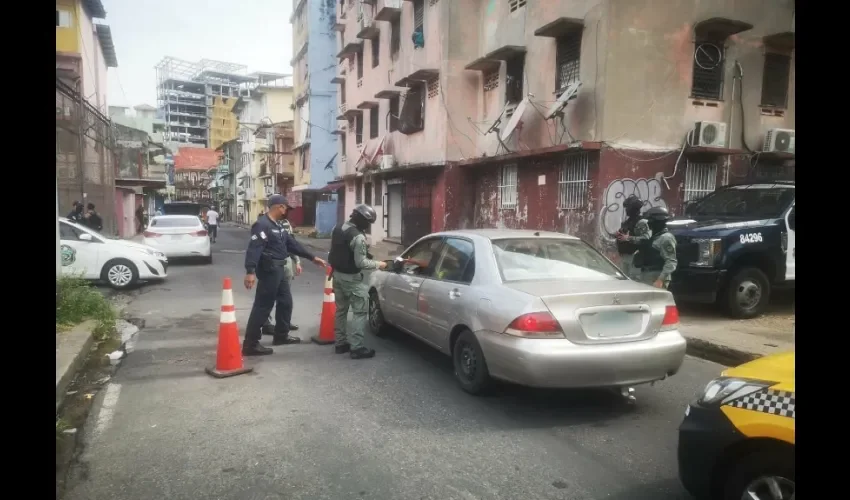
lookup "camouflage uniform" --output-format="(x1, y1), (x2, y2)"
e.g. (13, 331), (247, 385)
(332, 221), (381, 350)
(638, 231), (678, 289)
(620, 218), (651, 280)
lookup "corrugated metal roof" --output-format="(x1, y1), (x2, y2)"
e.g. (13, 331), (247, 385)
(94, 24), (118, 67)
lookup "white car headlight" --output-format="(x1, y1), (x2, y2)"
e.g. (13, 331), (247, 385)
(691, 238), (722, 268)
(697, 377), (775, 406)
(141, 248), (167, 260)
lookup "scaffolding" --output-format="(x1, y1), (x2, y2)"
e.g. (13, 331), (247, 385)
(155, 56), (258, 149)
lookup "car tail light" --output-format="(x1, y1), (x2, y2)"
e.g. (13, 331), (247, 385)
(504, 312), (565, 338)
(660, 305), (679, 330)
(143, 231), (161, 238)
(190, 230), (208, 236)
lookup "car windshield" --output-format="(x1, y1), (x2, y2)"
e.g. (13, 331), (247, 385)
(151, 217), (202, 228)
(492, 238), (625, 282)
(689, 184), (795, 218)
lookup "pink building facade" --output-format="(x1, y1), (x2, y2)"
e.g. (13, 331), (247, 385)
(334, 0), (795, 253)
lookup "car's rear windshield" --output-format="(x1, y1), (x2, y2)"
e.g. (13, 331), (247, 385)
(492, 238), (625, 282)
(151, 217), (201, 228)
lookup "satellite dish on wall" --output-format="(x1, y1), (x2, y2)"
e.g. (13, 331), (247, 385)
(499, 98), (530, 142)
(545, 81), (582, 119)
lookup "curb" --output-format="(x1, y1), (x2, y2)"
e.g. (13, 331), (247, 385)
(684, 336), (760, 367)
(56, 320), (97, 412)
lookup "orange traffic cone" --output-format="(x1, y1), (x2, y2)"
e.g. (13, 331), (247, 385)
(311, 266), (336, 345)
(206, 277), (254, 378)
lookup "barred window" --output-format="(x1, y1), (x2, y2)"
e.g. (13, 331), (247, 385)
(498, 164), (518, 209)
(691, 41), (725, 100)
(760, 53), (791, 108)
(555, 31), (582, 93)
(557, 153), (590, 209)
(683, 161), (717, 202)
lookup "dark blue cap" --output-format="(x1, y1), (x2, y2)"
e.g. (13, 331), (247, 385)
(267, 194), (293, 209)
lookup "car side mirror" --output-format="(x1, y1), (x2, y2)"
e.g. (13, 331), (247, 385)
(392, 257), (404, 273)
(683, 201), (695, 217)
(78, 233), (93, 242)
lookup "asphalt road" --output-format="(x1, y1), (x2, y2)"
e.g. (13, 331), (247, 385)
(65, 225), (720, 500)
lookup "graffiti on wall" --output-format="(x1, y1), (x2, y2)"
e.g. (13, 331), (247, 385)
(599, 172), (667, 241)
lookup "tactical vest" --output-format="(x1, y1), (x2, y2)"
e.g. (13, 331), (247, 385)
(636, 228), (669, 271)
(616, 216), (640, 255)
(328, 224), (363, 274)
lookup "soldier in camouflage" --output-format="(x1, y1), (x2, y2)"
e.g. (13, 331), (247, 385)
(327, 204), (388, 359)
(615, 195), (651, 279)
(635, 206), (678, 289)
(262, 214), (302, 335)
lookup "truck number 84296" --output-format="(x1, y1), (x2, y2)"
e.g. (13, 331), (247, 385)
(740, 233), (763, 244)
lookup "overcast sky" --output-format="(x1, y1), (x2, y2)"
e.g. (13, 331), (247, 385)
(105, 0), (294, 108)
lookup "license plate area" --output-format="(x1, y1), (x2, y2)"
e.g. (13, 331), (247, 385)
(170, 234), (185, 241)
(578, 307), (647, 339)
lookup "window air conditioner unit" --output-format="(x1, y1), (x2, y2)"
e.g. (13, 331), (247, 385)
(380, 155), (395, 170)
(692, 121), (728, 149)
(763, 128), (795, 154)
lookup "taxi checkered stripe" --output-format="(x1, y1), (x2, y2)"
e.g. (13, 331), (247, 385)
(727, 389), (795, 419)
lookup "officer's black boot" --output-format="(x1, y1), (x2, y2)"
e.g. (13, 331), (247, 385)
(334, 343), (350, 354)
(350, 347), (376, 359)
(242, 343), (273, 356)
(272, 335), (301, 345)
(261, 322), (275, 336)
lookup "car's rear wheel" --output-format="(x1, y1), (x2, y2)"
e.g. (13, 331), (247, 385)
(721, 449), (794, 500)
(101, 259), (138, 290)
(724, 267), (771, 319)
(368, 290), (389, 337)
(452, 330), (492, 395)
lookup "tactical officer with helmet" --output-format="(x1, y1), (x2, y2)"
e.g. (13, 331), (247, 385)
(327, 204), (387, 359)
(615, 195), (651, 279)
(243, 195), (328, 356)
(634, 206), (678, 289)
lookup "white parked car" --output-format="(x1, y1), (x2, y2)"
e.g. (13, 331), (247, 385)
(59, 217), (168, 290)
(142, 215), (212, 263)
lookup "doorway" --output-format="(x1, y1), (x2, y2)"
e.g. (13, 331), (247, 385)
(387, 184), (403, 240)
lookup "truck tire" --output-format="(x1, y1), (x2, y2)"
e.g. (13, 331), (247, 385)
(724, 267), (771, 319)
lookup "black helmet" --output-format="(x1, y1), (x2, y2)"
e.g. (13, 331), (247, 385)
(351, 204), (377, 224)
(623, 195), (643, 212)
(644, 206), (671, 222)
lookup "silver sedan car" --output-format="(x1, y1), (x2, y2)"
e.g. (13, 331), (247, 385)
(368, 229), (687, 398)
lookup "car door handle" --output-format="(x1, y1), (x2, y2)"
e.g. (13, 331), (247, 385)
(449, 289), (461, 299)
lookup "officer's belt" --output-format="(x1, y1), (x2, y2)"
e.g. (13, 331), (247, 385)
(261, 254), (290, 266)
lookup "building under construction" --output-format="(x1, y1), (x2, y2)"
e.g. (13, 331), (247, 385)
(155, 57), (257, 150)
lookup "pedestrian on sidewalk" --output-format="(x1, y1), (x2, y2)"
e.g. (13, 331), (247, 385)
(615, 195), (650, 279)
(634, 206), (677, 289)
(206, 206), (219, 243)
(83, 203), (103, 232)
(136, 205), (145, 234)
(327, 204), (387, 360)
(242, 195), (328, 356)
(67, 201), (84, 223)
(262, 213), (303, 336)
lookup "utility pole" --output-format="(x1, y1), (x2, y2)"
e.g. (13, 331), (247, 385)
(76, 79), (87, 207)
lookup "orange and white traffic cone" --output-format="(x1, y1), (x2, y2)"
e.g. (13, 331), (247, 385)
(206, 277), (254, 378)
(311, 266), (336, 345)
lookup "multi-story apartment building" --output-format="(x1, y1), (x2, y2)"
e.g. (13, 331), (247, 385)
(173, 147), (221, 205)
(56, 0), (119, 233)
(336, 0), (795, 250)
(291, 0), (340, 235)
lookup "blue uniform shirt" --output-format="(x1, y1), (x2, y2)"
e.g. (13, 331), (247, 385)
(245, 215), (316, 274)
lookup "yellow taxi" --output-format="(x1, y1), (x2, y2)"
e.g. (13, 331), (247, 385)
(678, 351), (795, 500)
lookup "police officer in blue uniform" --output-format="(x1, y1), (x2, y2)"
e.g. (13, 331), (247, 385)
(243, 195), (328, 356)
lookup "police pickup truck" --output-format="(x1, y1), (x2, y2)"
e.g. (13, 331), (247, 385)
(667, 181), (795, 319)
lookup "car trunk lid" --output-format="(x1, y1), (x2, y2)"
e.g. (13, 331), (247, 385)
(504, 279), (673, 344)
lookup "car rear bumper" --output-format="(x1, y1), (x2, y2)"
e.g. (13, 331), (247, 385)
(678, 403), (745, 499)
(144, 237), (210, 258)
(669, 268), (727, 304)
(475, 330), (687, 389)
